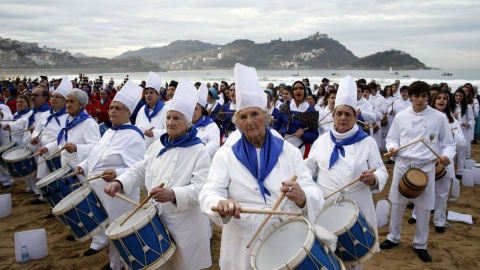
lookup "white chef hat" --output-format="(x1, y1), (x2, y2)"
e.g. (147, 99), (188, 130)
(234, 63), (267, 111)
(335, 75), (357, 111)
(113, 80), (143, 113)
(168, 78), (198, 121)
(197, 83), (208, 108)
(53, 76), (72, 98)
(145, 71), (161, 92)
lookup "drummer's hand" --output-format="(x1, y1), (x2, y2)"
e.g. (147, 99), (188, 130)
(389, 110), (393, 115)
(295, 128), (304, 138)
(281, 181), (306, 208)
(31, 136), (40, 145)
(101, 169), (116, 182)
(150, 188), (176, 203)
(28, 126), (35, 133)
(37, 147), (48, 156)
(438, 156), (451, 166)
(75, 166), (84, 176)
(104, 181), (122, 197)
(359, 171), (376, 186)
(144, 130), (153, 137)
(63, 143), (77, 153)
(462, 122), (469, 127)
(388, 147), (397, 157)
(216, 199), (241, 219)
(453, 112), (459, 118)
(2, 124), (10, 130)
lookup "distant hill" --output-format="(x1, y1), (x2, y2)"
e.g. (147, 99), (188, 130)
(72, 52), (90, 58)
(114, 40), (218, 61)
(344, 49), (430, 70)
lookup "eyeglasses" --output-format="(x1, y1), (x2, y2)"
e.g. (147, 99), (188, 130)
(31, 94), (42, 97)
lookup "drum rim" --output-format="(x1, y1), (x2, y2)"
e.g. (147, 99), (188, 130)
(106, 205), (157, 238)
(36, 165), (74, 188)
(2, 146), (33, 162)
(0, 141), (17, 152)
(251, 216), (318, 270)
(117, 244), (176, 270)
(52, 185), (93, 215)
(315, 198), (360, 236)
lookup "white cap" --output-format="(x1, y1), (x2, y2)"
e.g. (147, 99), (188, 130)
(113, 80), (143, 113)
(234, 63), (267, 111)
(335, 75), (357, 111)
(168, 78), (198, 121)
(197, 83), (208, 108)
(145, 71), (161, 92)
(54, 76), (72, 98)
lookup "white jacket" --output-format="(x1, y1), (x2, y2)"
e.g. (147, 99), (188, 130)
(135, 102), (167, 149)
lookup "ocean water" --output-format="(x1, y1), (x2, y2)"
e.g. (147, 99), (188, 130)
(34, 69), (480, 89)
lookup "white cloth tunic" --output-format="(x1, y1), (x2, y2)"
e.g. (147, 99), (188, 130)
(357, 97), (376, 123)
(0, 104), (13, 146)
(195, 120), (220, 160)
(199, 131), (324, 270)
(45, 116), (100, 173)
(392, 99), (412, 116)
(135, 102), (167, 149)
(8, 110), (49, 151)
(386, 106), (456, 210)
(117, 138), (212, 270)
(32, 110), (68, 178)
(318, 106), (334, 135)
(305, 125), (388, 247)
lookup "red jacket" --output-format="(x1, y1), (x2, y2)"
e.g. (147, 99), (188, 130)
(95, 99), (112, 122)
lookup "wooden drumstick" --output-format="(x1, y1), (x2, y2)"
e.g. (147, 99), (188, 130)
(9, 129), (30, 135)
(120, 182), (165, 226)
(147, 126), (154, 131)
(451, 127), (458, 131)
(420, 140), (442, 159)
(38, 147), (65, 165)
(383, 138), (425, 157)
(246, 175), (298, 248)
(317, 111), (331, 124)
(211, 206), (301, 216)
(325, 168), (377, 200)
(284, 128), (308, 140)
(357, 119), (368, 126)
(218, 112), (235, 115)
(32, 129), (43, 141)
(71, 174), (105, 187)
(61, 170), (80, 179)
(319, 120), (333, 126)
(114, 193), (147, 208)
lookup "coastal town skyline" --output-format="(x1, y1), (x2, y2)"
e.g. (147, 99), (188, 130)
(0, 0), (479, 69)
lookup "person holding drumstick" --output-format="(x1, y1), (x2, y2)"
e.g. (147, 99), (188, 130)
(305, 75), (388, 270)
(104, 78), (212, 270)
(199, 63), (324, 270)
(381, 81), (455, 262)
(76, 80), (145, 270)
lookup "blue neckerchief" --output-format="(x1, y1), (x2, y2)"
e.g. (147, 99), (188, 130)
(144, 99), (165, 122)
(28, 103), (50, 127)
(13, 108), (30, 119)
(232, 128), (284, 203)
(157, 127), (203, 157)
(194, 116), (214, 128)
(110, 124), (145, 139)
(329, 128), (369, 169)
(357, 114), (365, 123)
(45, 106), (66, 127)
(57, 110), (91, 145)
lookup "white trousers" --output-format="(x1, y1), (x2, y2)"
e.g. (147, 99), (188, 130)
(0, 166), (14, 186)
(387, 202), (430, 249)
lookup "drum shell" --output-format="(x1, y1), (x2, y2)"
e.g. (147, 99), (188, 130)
(251, 216), (345, 270)
(372, 123), (379, 134)
(106, 206), (176, 270)
(0, 141), (18, 168)
(435, 162), (446, 180)
(2, 146), (37, 180)
(45, 155), (62, 173)
(52, 185), (108, 242)
(36, 165), (80, 209)
(381, 115), (388, 126)
(398, 169), (428, 199)
(315, 198), (378, 266)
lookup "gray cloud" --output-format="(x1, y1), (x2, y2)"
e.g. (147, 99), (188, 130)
(0, 0), (478, 68)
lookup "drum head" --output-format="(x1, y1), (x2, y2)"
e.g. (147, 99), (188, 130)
(2, 146), (32, 161)
(406, 169), (428, 186)
(37, 166), (71, 188)
(0, 141), (16, 152)
(255, 219), (309, 270)
(106, 206), (156, 238)
(52, 185), (92, 215)
(316, 199), (357, 235)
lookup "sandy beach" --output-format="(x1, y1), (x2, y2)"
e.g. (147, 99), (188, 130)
(1, 146), (479, 270)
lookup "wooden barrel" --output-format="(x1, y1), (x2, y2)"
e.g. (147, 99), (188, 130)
(435, 162), (446, 180)
(372, 122), (380, 133)
(381, 114), (388, 126)
(398, 169), (428, 199)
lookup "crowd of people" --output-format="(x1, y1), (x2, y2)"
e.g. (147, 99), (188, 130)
(0, 68), (478, 270)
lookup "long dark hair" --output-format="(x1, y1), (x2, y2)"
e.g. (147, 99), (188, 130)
(430, 91), (454, 123)
(452, 88), (468, 116)
(382, 86), (392, 98)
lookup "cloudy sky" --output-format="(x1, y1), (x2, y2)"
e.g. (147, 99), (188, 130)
(1, 0), (479, 69)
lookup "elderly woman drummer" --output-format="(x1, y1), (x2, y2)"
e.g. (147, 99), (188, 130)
(36, 89), (100, 175)
(198, 63), (324, 270)
(74, 80), (146, 270)
(104, 78), (212, 270)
